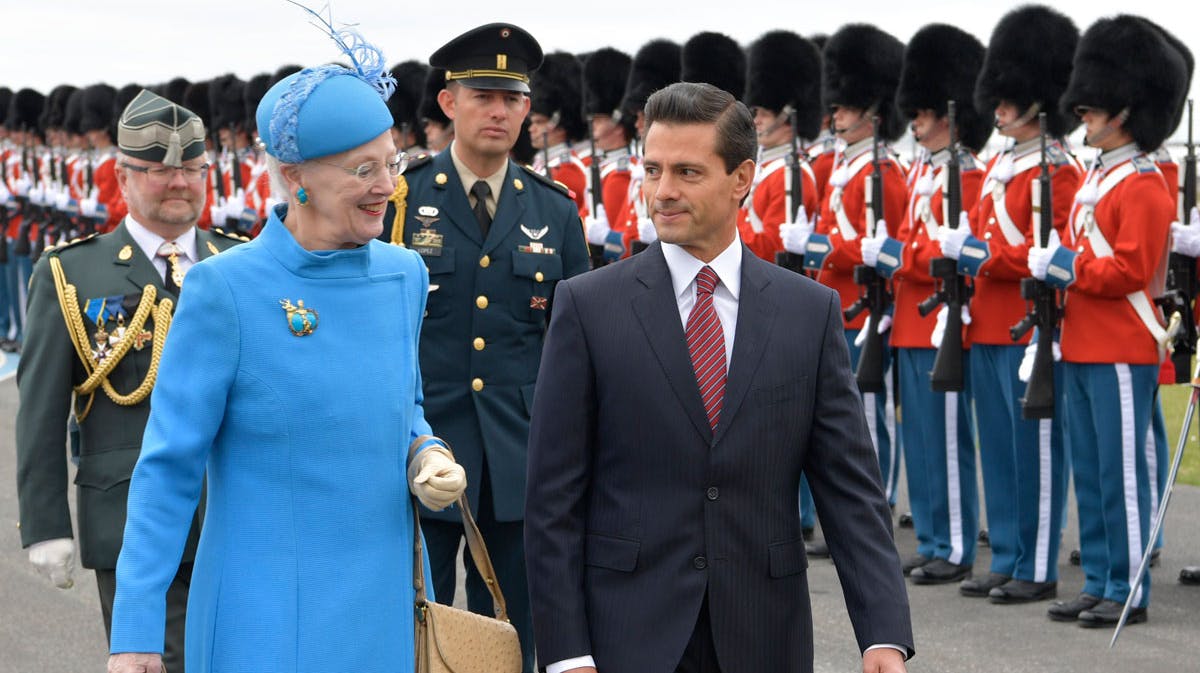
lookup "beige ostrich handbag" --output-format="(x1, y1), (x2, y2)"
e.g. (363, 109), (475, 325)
(410, 438), (522, 673)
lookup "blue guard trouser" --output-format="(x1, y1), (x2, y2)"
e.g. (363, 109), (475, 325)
(1063, 362), (1157, 608)
(898, 347), (978, 566)
(844, 328), (901, 506)
(970, 344), (1067, 582)
(1147, 393), (1167, 551)
(4, 238), (31, 342)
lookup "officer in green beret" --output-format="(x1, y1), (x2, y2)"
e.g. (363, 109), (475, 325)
(15, 89), (244, 672)
(383, 22), (589, 673)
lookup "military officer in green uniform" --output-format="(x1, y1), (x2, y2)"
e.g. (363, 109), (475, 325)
(15, 90), (244, 672)
(383, 23), (589, 673)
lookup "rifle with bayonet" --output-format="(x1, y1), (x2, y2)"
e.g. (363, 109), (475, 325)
(919, 100), (970, 392)
(586, 117), (607, 268)
(775, 104), (807, 274)
(845, 114), (892, 393)
(1160, 100), (1197, 383)
(1010, 113), (1063, 418)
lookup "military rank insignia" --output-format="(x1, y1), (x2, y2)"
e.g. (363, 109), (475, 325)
(518, 242), (556, 255)
(411, 228), (444, 256)
(280, 298), (319, 337)
(520, 224), (548, 240)
(530, 296), (548, 310)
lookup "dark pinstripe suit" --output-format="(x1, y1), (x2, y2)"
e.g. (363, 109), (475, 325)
(525, 242), (914, 673)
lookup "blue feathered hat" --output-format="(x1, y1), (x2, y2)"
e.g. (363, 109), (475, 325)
(257, 2), (396, 163)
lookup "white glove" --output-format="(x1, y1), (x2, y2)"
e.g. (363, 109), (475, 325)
(107, 652), (164, 673)
(637, 216), (657, 244)
(28, 538), (75, 589)
(780, 205), (816, 254)
(1170, 207), (1200, 257)
(1026, 229), (1061, 280)
(1018, 340), (1062, 382)
(930, 305), (972, 349)
(0, 181), (11, 205)
(853, 314), (893, 347)
(55, 188), (73, 211)
(860, 221), (889, 267)
(585, 211), (610, 246)
(221, 190), (248, 222)
(14, 175), (32, 197)
(938, 214), (973, 260)
(408, 447), (466, 511)
(80, 195), (99, 218)
(28, 183), (46, 206)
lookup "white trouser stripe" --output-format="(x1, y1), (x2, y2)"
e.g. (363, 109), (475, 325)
(1035, 418), (1053, 582)
(1115, 364), (1144, 605)
(1145, 412), (1160, 526)
(884, 364), (899, 500)
(946, 391), (964, 564)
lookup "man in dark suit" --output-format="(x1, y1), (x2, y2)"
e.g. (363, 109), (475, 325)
(16, 90), (243, 672)
(525, 82), (913, 673)
(383, 23), (590, 673)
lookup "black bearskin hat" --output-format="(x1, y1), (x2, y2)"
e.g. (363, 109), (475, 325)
(530, 52), (586, 143)
(897, 23), (991, 152)
(243, 73), (271, 134)
(78, 84), (114, 134)
(1141, 19), (1193, 145)
(620, 39), (681, 122)
(209, 74), (245, 131)
(163, 77), (191, 106)
(0, 89), (12, 129)
(41, 85), (78, 131)
(1061, 15), (1190, 151)
(583, 47), (632, 118)
(975, 5), (1079, 138)
(681, 32), (745, 99)
(744, 30), (823, 140)
(6, 88), (45, 133)
(822, 24), (906, 141)
(63, 88), (84, 135)
(419, 67), (451, 127)
(183, 81), (211, 130)
(110, 84), (142, 143)
(270, 65), (303, 88)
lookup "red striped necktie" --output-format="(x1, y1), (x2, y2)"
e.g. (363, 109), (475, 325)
(686, 266), (726, 432)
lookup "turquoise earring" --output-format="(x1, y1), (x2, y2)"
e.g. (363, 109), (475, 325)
(297, 187), (309, 206)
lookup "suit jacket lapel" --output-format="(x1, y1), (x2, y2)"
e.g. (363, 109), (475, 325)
(712, 246), (776, 446)
(483, 161), (525, 254)
(112, 220), (166, 296)
(429, 152), (484, 247)
(631, 243), (713, 442)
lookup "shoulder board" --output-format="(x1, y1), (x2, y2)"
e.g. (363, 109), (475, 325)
(520, 164), (573, 199)
(45, 232), (100, 255)
(1152, 147), (1174, 163)
(1131, 155), (1157, 173)
(403, 153), (434, 173)
(211, 227), (251, 242)
(956, 150), (982, 172)
(1045, 145), (1070, 166)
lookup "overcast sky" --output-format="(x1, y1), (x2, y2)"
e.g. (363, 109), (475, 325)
(4, 0), (1200, 143)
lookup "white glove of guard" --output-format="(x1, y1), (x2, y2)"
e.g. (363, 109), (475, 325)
(937, 214), (973, 260)
(221, 190), (248, 222)
(408, 447), (466, 511)
(853, 314), (893, 347)
(28, 183), (46, 206)
(637, 216), (657, 244)
(28, 537), (75, 589)
(860, 221), (889, 267)
(930, 305), (973, 349)
(14, 175), (32, 197)
(1170, 207), (1200, 257)
(107, 652), (164, 673)
(1026, 229), (1061, 280)
(585, 213), (611, 246)
(80, 196), (100, 218)
(0, 180), (13, 205)
(1017, 340), (1063, 382)
(780, 205), (816, 254)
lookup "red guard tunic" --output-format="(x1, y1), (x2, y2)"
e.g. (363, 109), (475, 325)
(596, 147), (633, 231)
(532, 143), (588, 219)
(91, 151), (126, 233)
(806, 133), (837, 204)
(737, 143), (819, 261)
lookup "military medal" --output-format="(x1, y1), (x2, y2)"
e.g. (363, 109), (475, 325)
(280, 298), (319, 336)
(530, 296), (548, 310)
(518, 242), (555, 255)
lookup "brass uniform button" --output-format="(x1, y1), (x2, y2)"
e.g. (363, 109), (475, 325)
(473, 337), (485, 351)
(476, 296), (489, 309)
(480, 255), (490, 268)
(435, 172), (448, 185)
(534, 271), (544, 282)
(472, 378), (484, 392)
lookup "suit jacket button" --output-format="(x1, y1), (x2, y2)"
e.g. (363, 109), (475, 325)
(693, 555), (708, 570)
(476, 295), (489, 309)
(706, 487), (719, 501)
(471, 378), (484, 392)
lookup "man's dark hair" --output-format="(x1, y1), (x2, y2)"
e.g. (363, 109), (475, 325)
(644, 81), (756, 174)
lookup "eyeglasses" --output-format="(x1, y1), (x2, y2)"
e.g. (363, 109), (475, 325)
(121, 162), (210, 184)
(315, 153), (408, 181)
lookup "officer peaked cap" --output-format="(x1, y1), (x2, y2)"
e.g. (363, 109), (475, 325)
(430, 23), (543, 93)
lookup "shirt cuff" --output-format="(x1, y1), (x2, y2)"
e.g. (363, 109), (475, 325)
(865, 643), (909, 659)
(547, 655), (596, 673)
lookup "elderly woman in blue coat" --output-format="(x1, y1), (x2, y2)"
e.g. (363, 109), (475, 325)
(106, 22), (466, 673)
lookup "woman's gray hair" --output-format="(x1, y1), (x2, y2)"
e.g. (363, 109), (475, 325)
(266, 154), (293, 203)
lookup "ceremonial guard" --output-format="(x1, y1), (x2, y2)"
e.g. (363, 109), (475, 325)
(386, 24), (589, 672)
(805, 34), (837, 203)
(0, 86), (17, 350)
(208, 75), (258, 237)
(739, 30), (821, 262)
(528, 51), (589, 218)
(581, 47), (633, 264)
(79, 84), (126, 234)
(3, 88), (46, 351)
(948, 5), (1082, 603)
(242, 72), (275, 227)
(614, 38), (680, 255)
(388, 60), (430, 155)
(418, 67), (453, 154)
(866, 24), (992, 585)
(15, 90), (243, 671)
(801, 24), (907, 532)
(1033, 16), (1187, 627)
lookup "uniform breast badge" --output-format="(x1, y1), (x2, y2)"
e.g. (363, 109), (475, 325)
(520, 224), (548, 240)
(280, 299), (319, 336)
(411, 228), (445, 257)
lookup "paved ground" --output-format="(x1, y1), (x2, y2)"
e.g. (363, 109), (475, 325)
(1, 372), (1198, 672)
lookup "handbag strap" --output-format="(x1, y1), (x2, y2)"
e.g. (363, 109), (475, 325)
(409, 435), (511, 623)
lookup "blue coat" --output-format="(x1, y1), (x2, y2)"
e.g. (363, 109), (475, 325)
(391, 151), (589, 522)
(110, 207), (435, 672)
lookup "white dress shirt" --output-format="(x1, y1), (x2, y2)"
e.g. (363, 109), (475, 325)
(123, 215), (198, 283)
